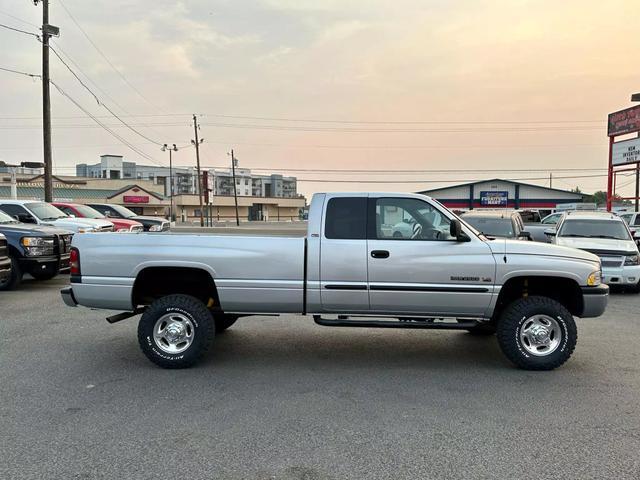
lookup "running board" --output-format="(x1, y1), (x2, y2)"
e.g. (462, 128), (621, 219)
(313, 315), (480, 330)
(106, 308), (146, 324)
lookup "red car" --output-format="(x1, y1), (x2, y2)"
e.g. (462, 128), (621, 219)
(53, 203), (144, 232)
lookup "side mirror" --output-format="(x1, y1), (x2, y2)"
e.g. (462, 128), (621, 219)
(519, 231), (533, 241)
(544, 228), (556, 237)
(450, 219), (470, 242)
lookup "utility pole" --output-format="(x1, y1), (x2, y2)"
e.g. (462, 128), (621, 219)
(191, 115), (204, 227)
(36, 0), (54, 201)
(230, 149), (240, 226)
(635, 163), (639, 212)
(549, 172), (553, 189)
(161, 143), (178, 222)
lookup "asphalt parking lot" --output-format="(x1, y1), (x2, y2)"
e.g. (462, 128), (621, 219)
(2, 276), (640, 480)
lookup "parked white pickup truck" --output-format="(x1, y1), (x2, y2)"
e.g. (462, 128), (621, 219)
(61, 193), (609, 370)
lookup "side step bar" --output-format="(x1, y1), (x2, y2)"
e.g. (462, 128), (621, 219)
(313, 315), (481, 330)
(106, 308), (146, 324)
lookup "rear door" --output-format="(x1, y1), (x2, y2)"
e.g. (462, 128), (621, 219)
(366, 196), (496, 316)
(319, 195), (369, 313)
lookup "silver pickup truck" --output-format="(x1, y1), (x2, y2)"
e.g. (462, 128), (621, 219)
(61, 192), (609, 371)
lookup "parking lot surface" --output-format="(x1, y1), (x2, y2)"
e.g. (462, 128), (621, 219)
(2, 276), (640, 479)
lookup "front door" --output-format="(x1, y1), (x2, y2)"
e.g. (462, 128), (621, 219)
(367, 196), (496, 317)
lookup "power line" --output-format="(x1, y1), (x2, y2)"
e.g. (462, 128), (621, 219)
(50, 80), (165, 167)
(0, 65), (41, 79)
(291, 174), (609, 184)
(0, 10), (39, 28)
(48, 44), (164, 146)
(57, 0), (164, 112)
(0, 22), (39, 37)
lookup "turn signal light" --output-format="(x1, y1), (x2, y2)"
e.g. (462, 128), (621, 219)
(70, 247), (80, 276)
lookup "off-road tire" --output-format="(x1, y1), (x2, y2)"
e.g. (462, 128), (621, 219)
(214, 315), (238, 333)
(137, 294), (214, 369)
(466, 323), (497, 336)
(0, 256), (22, 291)
(496, 296), (577, 371)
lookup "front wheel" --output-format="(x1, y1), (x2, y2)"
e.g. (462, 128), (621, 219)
(496, 296), (577, 371)
(138, 294), (215, 369)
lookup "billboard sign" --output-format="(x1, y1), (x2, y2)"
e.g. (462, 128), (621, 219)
(480, 191), (508, 206)
(612, 137), (640, 166)
(608, 105), (640, 137)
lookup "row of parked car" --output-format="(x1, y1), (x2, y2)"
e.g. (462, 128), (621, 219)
(0, 200), (170, 291)
(459, 209), (640, 293)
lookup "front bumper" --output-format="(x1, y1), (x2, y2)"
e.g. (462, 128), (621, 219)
(602, 264), (640, 287)
(580, 285), (609, 318)
(19, 253), (70, 274)
(60, 286), (78, 307)
(0, 257), (11, 282)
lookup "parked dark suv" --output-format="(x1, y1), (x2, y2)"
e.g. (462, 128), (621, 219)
(86, 203), (169, 232)
(0, 209), (74, 290)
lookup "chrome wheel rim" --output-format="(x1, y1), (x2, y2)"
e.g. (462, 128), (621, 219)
(519, 315), (562, 356)
(153, 313), (194, 354)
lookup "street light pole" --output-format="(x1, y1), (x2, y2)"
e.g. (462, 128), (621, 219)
(161, 143), (178, 222)
(230, 149), (240, 226)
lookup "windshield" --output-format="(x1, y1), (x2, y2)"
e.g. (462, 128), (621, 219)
(463, 217), (514, 237)
(559, 219), (631, 241)
(71, 204), (105, 219)
(620, 214), (632, 225)
(110, 204), (137, 218)
(26, 202), (68, 221)
(0, 210), (18, 224)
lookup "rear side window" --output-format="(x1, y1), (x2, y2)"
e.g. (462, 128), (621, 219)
(324, 197), (367, 239)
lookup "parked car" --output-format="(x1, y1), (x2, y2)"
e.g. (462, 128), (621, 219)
(0, 233), (11, 286)
(62, 192), (608, 371)
(524, 211), (565, 242)
(461, 210), (532, 240)
(0, 209), (73, 290)
(0, 200), (114, 234)
(548, 211), (640, 292)
(52, 202), (143, 233)
(619, 211), (640, 227)
(85, 203), (169, 232)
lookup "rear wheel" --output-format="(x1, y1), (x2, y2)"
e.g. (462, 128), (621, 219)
(496, 296), (576, 370)
(138, 294), (215, 369)
(0, 256), (22, 291)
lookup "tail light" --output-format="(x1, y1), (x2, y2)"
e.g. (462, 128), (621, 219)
(70, 247), (81, 276)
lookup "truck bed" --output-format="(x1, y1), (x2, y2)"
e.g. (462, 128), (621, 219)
(72, 233), (306, 312)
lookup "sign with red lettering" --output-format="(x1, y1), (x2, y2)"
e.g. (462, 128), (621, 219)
(123, 195), (149, 203)
(608, 105), (640, 137)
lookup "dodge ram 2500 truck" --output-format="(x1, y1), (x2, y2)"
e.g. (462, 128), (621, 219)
(61, 193), (609, 371)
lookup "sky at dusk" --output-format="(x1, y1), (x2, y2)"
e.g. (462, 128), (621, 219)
(1, 0), (639, 198)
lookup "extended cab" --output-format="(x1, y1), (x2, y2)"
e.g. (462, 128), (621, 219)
(61, 193), (608, 371)
(0, 209), (73, 290)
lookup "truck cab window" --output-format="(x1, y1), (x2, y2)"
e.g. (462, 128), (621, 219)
(376, 198), (452, 241)
(324, 197), (367, 239)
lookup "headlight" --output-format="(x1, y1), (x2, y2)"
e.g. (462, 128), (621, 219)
(624, 254), (640, 266)
(21, 236), (55, 256)
(149, 224), (162, 231)
(587, 270), (602, 286)
(77, 227), (96, 233)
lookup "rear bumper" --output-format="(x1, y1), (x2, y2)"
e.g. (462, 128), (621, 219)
(60, 286), (78, 307)
(580, 285), (609, 318)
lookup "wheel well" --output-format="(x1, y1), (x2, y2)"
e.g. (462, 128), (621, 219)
(132, 267), (221, 310)
(493, 276), (583, 320)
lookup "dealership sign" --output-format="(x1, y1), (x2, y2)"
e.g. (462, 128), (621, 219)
(480, 191), (508, 206)
(608, 105), (640, 137)
(612, 137), (640, 166)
